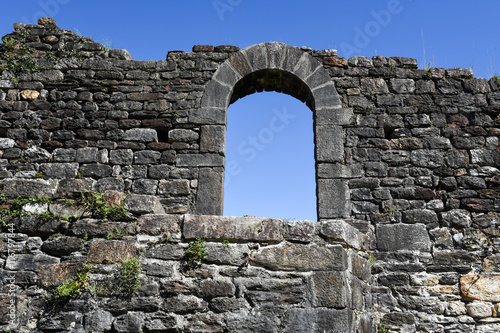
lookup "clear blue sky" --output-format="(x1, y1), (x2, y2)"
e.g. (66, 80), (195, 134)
(1, 1), (499, 221)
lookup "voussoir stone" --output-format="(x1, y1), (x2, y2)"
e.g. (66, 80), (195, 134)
(183, 215), (284, 242)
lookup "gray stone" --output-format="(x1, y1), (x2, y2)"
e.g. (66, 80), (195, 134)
(320, 220), (365, 250)
(200, 125), (225, 153)
(53, 148), (76, 162)
(389, 78), (415, 93)
(125, 194), (165, 214)
(195, 168), (224, 215)
(317, 163), (362, 179)
(176, 153), (223, 167)
(132, 179), (158, 195)
(110, 149), (134, 165)
(168, 129), (199, 142)
(95, 177), (125, 192)
(377, 223), (431, 251)
(148, 165), (170, 179)
(0, 179), (57, 198)
(113, 312), (143, 333)
(24, 146), (50, 162)
(315, 125), (344, 162)
(5, 253), (59, 271)
(0, 138), (16, 149)
(253, 243), (346, 271)
(79, 164), (113, 178)
(317, 179), (350, 219)
(402, 209), (438, 224)
(39, 163), (78, 179)
(158, 179), (190, 196)
(282, 308), (354, 333)
(134, 150), (161, 164)
(75, 147), (98, 163)
(84, 310), (113, 332)
(123, 128), (158, 142)
(184, 214), (284, 242)
(285, 220), (316, 242)
(313, 271), (348, 307)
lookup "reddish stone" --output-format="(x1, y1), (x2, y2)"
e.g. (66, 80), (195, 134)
(323, 56), (348, 68)
(147, 142), (170, 150)
(104, 190), (125, 207)
(461, 198), (494, 212)
(142, 118), (172, 130)
(193, 45), (214, 52)
(38, 263), (81, 288)
(87, 240), (136, 264)
(460, 275), (500, 302)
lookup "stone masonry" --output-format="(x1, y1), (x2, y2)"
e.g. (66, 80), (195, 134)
(0, 17), (499, 332)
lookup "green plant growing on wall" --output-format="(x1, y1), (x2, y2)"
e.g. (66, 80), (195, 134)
(106, 227), (128, 240)
(185, 237), (208, 265)
(55, 262), (93, 299)
(114, 257), (142, 297)
(80, 188), (129, 220)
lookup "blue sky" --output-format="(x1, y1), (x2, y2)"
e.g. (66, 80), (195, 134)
(1, 1), (499, 221)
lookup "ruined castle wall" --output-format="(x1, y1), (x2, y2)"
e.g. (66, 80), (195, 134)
(0, 17), (499, 333)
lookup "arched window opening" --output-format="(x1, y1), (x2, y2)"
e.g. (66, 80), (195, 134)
(224, 91), (316, 221)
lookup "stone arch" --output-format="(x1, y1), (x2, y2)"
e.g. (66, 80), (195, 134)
(195, 42), (352, 220)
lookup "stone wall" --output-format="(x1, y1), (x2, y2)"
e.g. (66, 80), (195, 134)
(0, 17), (499, 332)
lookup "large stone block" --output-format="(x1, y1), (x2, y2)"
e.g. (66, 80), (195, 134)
(195, 167), (223, 215)
(125, 194), (165, 214)
(317, 179), (350, 219)
(460, 275), (500, 302)
(282, 308), (354, 333)
(253, 243), (347, 271)
(183, 214), (284, 242)
(376, 223), (431, 252)
(87, 240), (136, 263)
(320, 219), (366, 250)
(313, 271), (348, 307)
(315, 125), (344, 162)
(37, 263), (81, 288)
(39, 163), (78, 179)
(5, 254), (59, 271)
(0, 179), (58, 198)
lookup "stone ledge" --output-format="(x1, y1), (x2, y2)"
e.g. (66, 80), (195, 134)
(183, 215), (284, 242)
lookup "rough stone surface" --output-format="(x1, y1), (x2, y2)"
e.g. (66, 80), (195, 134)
(0, 18), (499, 333)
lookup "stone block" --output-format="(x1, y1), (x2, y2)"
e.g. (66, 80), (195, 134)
(95, 177), (125, 192)
(0, 179), (58, 198)
(168, 129), (199, 142)
(176, 153), (223, 167)
(189, 108), (226, 125)
(76, 147), (98, 163)
(317, 163), (362, 179)
(402, 209), (438, 224)
(39, 163), (78, 179)
(110, 149), (134, 165)
(253, 243), (347, 271)
(158, 179), (190, 196)
(183, 214), (284, 242)
(134, 150), (161, 164)
(200, 125), (225, 153)
(320, 220), (365, 250)
(37, 263), (81, 288)
(317, 179), (350, 219)
(315, 125), (344, 162)
(313, 271), (348, 307)
(285, 220), (316, 242)
(5, 253), (59, 271)
(125, 194), (165, 214)
(315, 107), (353, 126)
(460, 275), (500, 302)
(79, 164), (113, 178)
(282, 308), (354, 333)
(123, 128), (158, 142)
(113, 312), (143, 333)
(195, 168), (224, 215)
(84, 310), (113, 332)
(87, 240), (136, 264)
(131, 179), (158, 195)
(376, 223), (431, 252)
(41, 236), (84, 256)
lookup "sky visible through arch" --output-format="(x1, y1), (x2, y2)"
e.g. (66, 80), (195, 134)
(1, 0), (499, 221)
